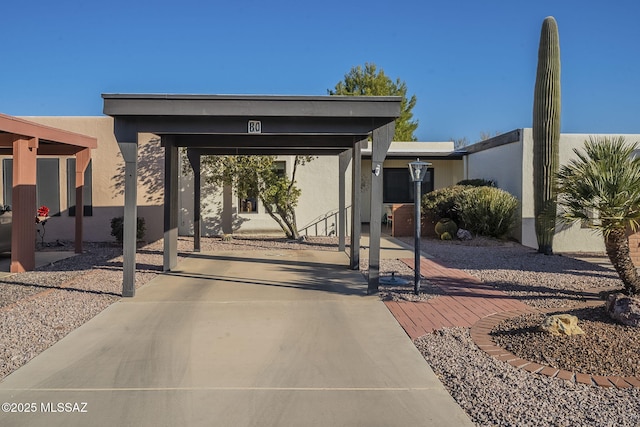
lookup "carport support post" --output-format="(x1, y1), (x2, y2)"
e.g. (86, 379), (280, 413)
(163, 137), (179, 271)
(350, 140), (363, 269)
(338, 149), (351, 252)
(10, 137), (38, 273)
(368, 123), (394, 294)
(74, 148), (91, 254)
(118, 142), (138, 297)
(187, 149), (201, 252)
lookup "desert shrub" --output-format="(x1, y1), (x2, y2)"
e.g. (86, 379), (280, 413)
(440, 231), (453, 240)
(421, 185), (470, 226)
(457, 186), (517, 238)
(456, 178), (496, 187)
(111, 216), (146, 243)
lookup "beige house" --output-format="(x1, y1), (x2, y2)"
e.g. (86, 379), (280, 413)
(1, 117), (164, 243)
(4, 117), (638, 256)
(0, 117), (460, 244)
(178, 141), (464, 237)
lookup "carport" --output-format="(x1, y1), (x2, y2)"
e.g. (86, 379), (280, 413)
(102, 94), (401, 297)
(0, 114), (96, 272)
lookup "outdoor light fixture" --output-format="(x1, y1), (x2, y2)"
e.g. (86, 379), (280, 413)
(373, 164), (381, 176)
(408, 158), (429, 183)
(408, 158), (432, 295)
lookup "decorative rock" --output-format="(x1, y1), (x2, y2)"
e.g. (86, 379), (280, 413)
(457, 228), (473, 241)
(540, 314), (585, 336)
(606, 293), (640, 327)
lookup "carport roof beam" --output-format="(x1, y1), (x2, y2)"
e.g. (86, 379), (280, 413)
(103, 93), (401, 297)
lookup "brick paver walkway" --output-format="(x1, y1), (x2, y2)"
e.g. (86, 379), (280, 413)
(384, 254), (637, 389)
(384, 257), (536, 340)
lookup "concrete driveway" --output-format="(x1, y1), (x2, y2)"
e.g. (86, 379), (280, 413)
(0, 248), (472, 426)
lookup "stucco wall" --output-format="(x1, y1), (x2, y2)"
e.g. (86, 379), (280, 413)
(521, 132), (640, 252)
(6, 117), (164, 243)
(466, 132), (525, 242)
(466, 129), (640, 253)
(541, 132), (640, 253)
(179, 154), (350, 237)
(296, 155), (351, 236)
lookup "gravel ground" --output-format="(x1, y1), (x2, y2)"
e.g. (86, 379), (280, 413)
(492, 307), (640, 377)
(399, 236), (622, 309)
(2, 234), (639, 426)
(416, 327), (640, 427)
(401, 236), (640, 426)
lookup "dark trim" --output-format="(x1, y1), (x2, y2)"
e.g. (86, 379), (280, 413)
(103, 94), (402, 119)
(362, 154), (465, 160)
(461, 129), (522, 154)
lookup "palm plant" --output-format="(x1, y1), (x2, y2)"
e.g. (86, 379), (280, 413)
(556, 136), (640, 296)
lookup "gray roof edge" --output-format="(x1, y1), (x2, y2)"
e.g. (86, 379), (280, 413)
(461, 129), (523, 154)
(101, 93), (402, 102)
(103, 94), (401, 119)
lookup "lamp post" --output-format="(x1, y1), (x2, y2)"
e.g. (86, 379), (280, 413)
(408, 158), (431, 295)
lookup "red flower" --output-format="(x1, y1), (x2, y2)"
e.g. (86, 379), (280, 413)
(37, 206), (49, 217)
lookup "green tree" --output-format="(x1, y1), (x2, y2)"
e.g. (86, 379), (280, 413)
(556, 136), (640, 295)
(201, 155), (314, 240)
(328, 63), (418, 141)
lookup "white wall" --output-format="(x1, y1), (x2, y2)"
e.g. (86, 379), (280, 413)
(466, 132), (524, 241)
(467, 129), (640, 253)
(550, 133), (640, 253)
(178, 154), (351, 237)
(296, 155), (351, 237)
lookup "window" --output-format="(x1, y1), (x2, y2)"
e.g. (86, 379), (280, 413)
(383, 167), (434, 203)
(3, 158), (61, 216)
(239, 196), (258, 213)
(238, 161), (286, 214)
(67, 158), (93, 216)
(273, 161), (286, 178)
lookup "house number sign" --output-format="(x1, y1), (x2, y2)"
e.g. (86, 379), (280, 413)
(248, 120), (262, 134)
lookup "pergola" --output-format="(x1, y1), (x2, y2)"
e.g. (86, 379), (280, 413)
(0, 114), (97, 272)
(102, 94), (401, 297)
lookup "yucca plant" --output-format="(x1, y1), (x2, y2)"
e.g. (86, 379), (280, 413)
(556, 136), (640, 296)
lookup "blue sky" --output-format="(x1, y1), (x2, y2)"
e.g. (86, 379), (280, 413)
(1, 0), (639, 143)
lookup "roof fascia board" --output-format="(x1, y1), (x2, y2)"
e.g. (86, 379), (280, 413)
(462, 129), (522, 154)
(0, 114), (97, 149)
(102, 94), (401, 119)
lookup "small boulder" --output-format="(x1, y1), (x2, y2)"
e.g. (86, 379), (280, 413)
(540, 314), (585, 336)
(457, 228), (473, 241)
(606, 293), (640, 327)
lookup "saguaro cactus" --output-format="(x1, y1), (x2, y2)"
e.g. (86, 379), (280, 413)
(533, 16), (561, 255)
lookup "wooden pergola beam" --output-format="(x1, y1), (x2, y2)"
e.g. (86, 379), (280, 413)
(0, 114), (97, 149)
(0, 114), (97, 272)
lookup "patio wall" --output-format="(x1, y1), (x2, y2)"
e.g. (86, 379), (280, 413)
(465, 129), (640, 255)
